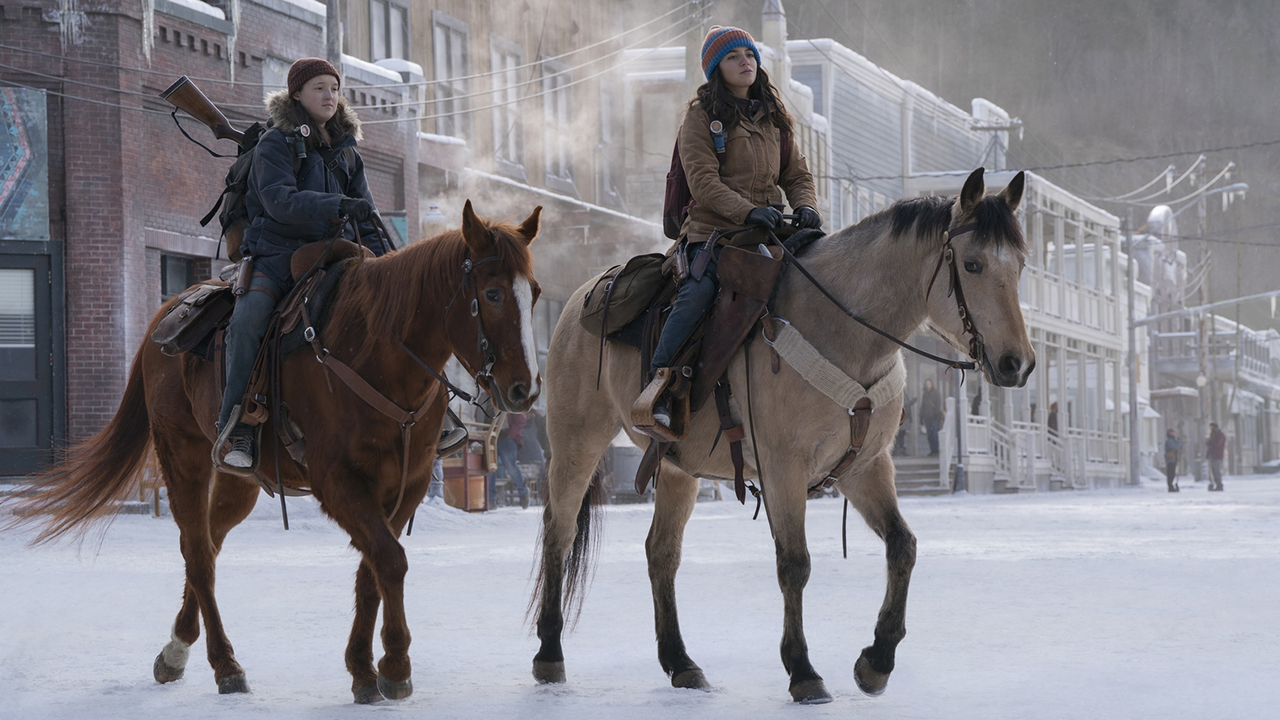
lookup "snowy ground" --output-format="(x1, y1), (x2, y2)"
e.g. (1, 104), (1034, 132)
(2, 474), (1278, 720)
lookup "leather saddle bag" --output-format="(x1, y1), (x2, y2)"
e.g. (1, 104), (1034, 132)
(579, 253), (667, 338)
(151, 281), (235, 357)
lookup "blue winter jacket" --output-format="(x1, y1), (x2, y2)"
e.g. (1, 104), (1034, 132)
(242, 91), (383, 289)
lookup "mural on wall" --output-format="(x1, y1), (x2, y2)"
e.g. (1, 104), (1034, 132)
(0, 87), (49, 241)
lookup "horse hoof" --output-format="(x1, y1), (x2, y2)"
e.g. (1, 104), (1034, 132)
(376, 673), (413, 700)
(790, 678), (833, 704)
(352, 684), (384, 704)
(153, 651), (185, 684)
(671, 668), (711, 690)
(153, 636), (190, 684)
(217, 674), (250, 694)
(854, 654), (891, 696)
(532, 660), (566, 684)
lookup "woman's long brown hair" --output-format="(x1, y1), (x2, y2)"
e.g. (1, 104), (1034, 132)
(691, 64), (794, 134)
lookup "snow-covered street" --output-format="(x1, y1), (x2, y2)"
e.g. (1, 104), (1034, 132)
(3, 476), (1278, 720)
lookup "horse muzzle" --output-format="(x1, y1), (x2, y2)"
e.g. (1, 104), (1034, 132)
(989, 352), (1034, 388)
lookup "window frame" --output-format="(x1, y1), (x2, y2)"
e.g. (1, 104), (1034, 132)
(432, 10), (471, 140)
(490, 34), (526, 181)
(541, 58), (576, 196)
(370, 0), (411, 63)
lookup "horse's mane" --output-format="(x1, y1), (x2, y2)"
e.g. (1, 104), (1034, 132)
(884, 194), (1026, 253)
(327, 220), (534, 360)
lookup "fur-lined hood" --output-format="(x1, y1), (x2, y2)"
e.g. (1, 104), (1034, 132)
(265, 89), (362, 146)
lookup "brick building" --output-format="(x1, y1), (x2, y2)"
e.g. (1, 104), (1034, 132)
(0, 0), (420, 474)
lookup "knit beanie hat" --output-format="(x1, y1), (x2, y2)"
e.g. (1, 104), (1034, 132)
(701, 26), (761, 80)
(288, 57), (341, 97)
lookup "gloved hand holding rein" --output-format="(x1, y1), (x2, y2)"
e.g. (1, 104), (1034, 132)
(746, 205), (785, 230)
(339, 197), (374, 223)
(794, 205), (822, 229)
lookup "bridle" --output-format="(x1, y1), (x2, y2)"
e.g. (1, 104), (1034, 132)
(924, 222), (988, 372)
(405, 249), (503, 400)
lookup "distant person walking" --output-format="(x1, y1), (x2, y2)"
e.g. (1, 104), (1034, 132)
(919, 379), (943, 456)
(1163, 429), (1181, 492)
(490, 413), (530, 508)
(1207, 422), (1227, 492)
(1047, 401), (1059, 437)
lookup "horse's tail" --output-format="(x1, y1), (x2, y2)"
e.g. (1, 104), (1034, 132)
(3, 348), (153, 545)
(530, 462), (605, 628)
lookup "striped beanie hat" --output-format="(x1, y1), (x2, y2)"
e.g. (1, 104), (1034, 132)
(701, 26), (760, 80)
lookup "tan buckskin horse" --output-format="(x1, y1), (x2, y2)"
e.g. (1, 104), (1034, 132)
(6, 201), (543, 704)
(532, 169), (1034, 703)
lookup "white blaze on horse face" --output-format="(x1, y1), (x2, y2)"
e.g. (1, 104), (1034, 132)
(514, 276), (541, 395)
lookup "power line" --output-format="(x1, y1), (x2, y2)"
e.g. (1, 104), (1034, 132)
(820, 138), (1280, 183)
(352, 8), (704, 113)
(0, 76), (170, 115)
(360, 21), (704, 126)
(0, 2), (697, 91)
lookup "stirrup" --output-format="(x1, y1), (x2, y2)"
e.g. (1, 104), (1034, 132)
(437, 427), (469, 458)
(631, 368), (681, 442)
(211, 405), (258, 477)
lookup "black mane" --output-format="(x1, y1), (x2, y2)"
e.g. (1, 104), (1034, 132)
(887, 194), (1026, 253)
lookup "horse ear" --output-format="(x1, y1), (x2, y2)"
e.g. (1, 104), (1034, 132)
(517, 206), (542, 246)
(460, 199), (493, 254)
(960, 167), (986, 214)
(999, 171), (1025, 214)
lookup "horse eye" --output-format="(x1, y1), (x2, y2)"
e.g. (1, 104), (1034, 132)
(964, 261), (983, 274)
(485, 288), (503, 304)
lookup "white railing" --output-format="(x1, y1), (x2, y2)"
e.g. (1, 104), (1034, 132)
(938, 397), (955, 490)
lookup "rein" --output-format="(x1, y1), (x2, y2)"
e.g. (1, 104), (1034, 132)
(770, 223), (982, 371)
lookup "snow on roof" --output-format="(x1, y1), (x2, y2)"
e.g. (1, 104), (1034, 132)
(275, 0), (326, 16)
(164, 0), (225, 20)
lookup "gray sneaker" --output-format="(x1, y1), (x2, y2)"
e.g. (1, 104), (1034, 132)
(653, 406), (672, 428)
(223, 433), (255, 469)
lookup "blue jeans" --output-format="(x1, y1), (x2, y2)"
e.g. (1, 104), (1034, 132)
(651, 243), (719, 371)
(488, 437), (527, 503)
(218, 273), (286, 432)
(925, 419), (941, 455)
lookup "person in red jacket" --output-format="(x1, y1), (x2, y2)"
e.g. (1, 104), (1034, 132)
(1206, 422), (1227, 492)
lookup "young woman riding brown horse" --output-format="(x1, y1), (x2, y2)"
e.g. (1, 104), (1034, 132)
(8, 200), (544, 703)
(640, 26), (822, 427)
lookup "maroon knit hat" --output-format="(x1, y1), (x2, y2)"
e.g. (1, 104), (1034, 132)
(287, 57), (341, 97)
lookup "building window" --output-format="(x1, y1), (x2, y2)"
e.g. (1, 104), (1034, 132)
(433, 10), (470, 139)
(597, 80), (623, 209)
(542, 59), (574, 195)
(160, 255), (195, 301)
(490, 35), (525, 179)
(371, 0), (410, 62)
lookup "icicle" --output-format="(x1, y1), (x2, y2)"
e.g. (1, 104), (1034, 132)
(227, 0), (240, 85)
(141, 0), (155, 65)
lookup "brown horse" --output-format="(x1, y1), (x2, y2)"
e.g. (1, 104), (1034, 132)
(532, 169), (1034, 702)
(6, 200), (543, 703)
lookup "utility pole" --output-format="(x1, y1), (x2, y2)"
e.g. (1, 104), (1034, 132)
(1126, 211), (1141, 485)
(326, 0), (343, 69)
(1195, 183), (1210, 482)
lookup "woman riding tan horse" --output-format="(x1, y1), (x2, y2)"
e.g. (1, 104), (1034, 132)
(532, 168), (1034, 703)
(7, 200), (543, 704)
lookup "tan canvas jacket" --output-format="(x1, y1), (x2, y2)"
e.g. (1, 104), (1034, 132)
(676, 99), (820, 247)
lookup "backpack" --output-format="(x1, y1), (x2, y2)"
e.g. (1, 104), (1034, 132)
(662, 111), (793, 240)
(200, 123), (357, 261)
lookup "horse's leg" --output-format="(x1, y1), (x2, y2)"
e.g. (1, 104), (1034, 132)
(322, 486), (415, 702)
(766, 477), (830, 704)
(151, 435), (253, 693)
(645, 461), (709, 690)
(531, 414), (616, 684)
(844, 453), (916, 696)
(344, 483), (429, 705)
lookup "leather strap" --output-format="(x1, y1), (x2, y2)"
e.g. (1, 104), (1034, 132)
(712, 381), (747, 504)
(302, 302), (442, 518)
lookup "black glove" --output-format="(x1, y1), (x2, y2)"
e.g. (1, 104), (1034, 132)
(745, 205), (784, 230)
(794, 206), (822, 229)
(338, 197), (374, 223)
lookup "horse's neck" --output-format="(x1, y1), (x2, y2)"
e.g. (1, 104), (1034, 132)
(774, 231), (936, 380)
